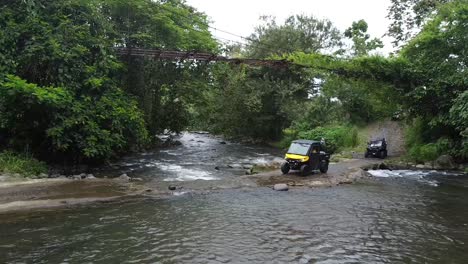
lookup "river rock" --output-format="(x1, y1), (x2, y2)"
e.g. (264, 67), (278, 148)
(219, 141), (227, 145)
(435, 155), (456, 170)
(273, 184), (289, 191)
(130, 177), (144, 182)
(245, 168), (254, 175)
(347, 169), (368, 181)
(118, 174), (131, 181)
(215, 166), (220, 171)
(168, 186), (177, 191)
(378, 163), (390, 170)
(86, 174), (96, 179)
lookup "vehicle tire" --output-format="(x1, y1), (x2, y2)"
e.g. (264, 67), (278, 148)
(281, 162), (290, 175)
(300, 164), (310, 176)
(319, 160), (329, 173)
(383, 150), (388, 159)
(364, 151), (370, 158)
(379, 150), (386, 159)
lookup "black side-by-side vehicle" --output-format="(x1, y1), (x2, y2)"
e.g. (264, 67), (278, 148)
(365, 138), (388, 159)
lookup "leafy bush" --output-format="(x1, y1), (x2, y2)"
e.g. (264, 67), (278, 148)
(419, 144), (439, 162)
(0, 75), (149, 162)
(295, 125), (358, 154)
(405, 118), (425, 150)
(0, 151), (47, 177)
(0, 0), (152, 162)
(405, 117), (462, 162)
(408, 143), (439, 164)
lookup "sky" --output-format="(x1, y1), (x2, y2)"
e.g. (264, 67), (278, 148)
(185, 0), (395, 54)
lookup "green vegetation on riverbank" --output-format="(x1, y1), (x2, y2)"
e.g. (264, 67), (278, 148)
(0, 151), (47, 177)
(0, 0), (466, 168)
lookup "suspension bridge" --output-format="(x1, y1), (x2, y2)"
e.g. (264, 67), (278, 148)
(113, 47), (291, 68)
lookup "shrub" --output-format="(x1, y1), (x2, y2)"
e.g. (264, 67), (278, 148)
(405, 118), (426, 149)
(0, 151), (48, 177)
(408, 142), (442, 164)
(297, 125), (358, 154)
(0, 75), (149, 162)
(419, 143), (439, 162)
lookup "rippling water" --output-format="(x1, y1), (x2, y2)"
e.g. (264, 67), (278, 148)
(2, 133), (468, 263)
(2, 173), (468, 263)
(98, 132), (283, 182)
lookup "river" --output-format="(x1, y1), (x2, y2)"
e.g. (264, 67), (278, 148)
(1, 133), (467, 263)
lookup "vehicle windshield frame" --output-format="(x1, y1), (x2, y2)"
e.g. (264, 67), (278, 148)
(370, 141), (383, 147)
(287, 142), (311, 156)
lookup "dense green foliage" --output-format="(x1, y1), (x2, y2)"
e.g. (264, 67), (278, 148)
(0, 0), (216, 164)
(387, 0), (453, 46)
(281, 125), (359, 154)
(191, 64), (309, 139)
(0, 0), (151, 162)
(111, 0), (218, 136)
(399, 1), (468, 160)
(0, 151), (48, 177)
(0, 0), (466, 170)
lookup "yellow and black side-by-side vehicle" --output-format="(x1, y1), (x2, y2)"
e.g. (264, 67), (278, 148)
(281, 140), (330, 176)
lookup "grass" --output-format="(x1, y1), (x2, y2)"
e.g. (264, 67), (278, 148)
(0, 151), (48, 177)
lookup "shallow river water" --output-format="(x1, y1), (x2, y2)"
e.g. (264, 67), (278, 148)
(1, 133), (468, 263)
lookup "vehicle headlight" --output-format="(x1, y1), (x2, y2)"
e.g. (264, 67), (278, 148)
(301, 157), (309, 162)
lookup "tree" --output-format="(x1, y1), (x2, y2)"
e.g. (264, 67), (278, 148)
(246, 15), (343, 58)
(387, 0), (453, 47)
(107, 0), (218, 135)
(345, 20), (383, 57)
(0, 0), (149, 162)
(400, 0), (467, 126)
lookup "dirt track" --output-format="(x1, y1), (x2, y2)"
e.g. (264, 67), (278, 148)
(366, 121), (406, 157)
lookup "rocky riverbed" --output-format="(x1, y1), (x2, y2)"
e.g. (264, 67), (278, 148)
(1, 132), (465, 214)
(0, 158), (384, 213)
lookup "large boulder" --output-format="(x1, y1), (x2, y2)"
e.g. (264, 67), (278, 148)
(434, 155), (456, 170)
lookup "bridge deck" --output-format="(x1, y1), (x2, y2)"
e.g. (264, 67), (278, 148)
(113, 47), (290, 67)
